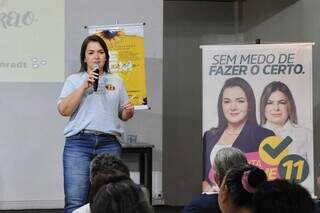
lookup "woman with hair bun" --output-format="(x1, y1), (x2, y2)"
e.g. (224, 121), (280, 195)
(218, 165), (267, 213)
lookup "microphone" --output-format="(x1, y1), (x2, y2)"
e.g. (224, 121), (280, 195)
(93, 64), (99, 92)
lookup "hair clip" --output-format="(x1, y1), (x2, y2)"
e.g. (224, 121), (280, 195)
(241, 170), (256, 193)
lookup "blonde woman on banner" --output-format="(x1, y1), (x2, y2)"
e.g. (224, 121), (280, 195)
(259, 81), (313, 193)
(203, 77), (274, 192)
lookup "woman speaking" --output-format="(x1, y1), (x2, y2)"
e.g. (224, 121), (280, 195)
(57, 35), (134, 213)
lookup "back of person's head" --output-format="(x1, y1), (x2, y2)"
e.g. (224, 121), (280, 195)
(252, 179), (314, 213)
(219, 165), (267, 212)
(89, 169), (128, 204)
(214, 147), (248, 186)
(90, 175), (154, 213)
(90, 153), (130, 181)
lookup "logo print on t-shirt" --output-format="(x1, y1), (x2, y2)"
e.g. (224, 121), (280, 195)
(105, 84), (115, 91)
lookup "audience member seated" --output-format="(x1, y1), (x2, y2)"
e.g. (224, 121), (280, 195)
(315, 176), (320, 213)
(88, 169), (127, 204)
(315, 199), (320, 213)
(182, 147), (248, 213)
(73, 153), (153, 213)
(218, 165), (267, 213)
(252, 179), (314, 213)
(90, 174), (154, 213)
(90, 153), (130, 181)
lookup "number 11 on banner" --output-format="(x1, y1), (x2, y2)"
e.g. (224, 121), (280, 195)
(278, 154), (309, 183)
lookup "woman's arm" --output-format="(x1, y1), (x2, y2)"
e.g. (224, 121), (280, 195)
(58, 70), (98, 117)
(57, 84), (87, 116)
(120, 101), (134, 121)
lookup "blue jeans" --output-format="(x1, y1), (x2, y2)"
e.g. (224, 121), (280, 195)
(63, 132), (121, 213)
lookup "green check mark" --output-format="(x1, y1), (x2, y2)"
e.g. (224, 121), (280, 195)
(263, 136), (293, 159)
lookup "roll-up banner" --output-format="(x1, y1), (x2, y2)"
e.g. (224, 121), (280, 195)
(201, 43), (314, 194)
(87, 23), (149, 110)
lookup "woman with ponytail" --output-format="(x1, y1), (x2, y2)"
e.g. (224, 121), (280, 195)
(218, 165), (267, 213)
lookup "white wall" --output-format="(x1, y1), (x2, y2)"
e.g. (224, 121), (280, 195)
(0, 0), (162, 209)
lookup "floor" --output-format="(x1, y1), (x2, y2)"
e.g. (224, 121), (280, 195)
(0, 205), (184, 213)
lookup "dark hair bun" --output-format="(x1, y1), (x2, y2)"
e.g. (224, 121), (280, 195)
(247, 166), (267, 188)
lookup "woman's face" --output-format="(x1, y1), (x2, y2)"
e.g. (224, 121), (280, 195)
(84, 41), (106, 72)
(222, 86), (249, 125)
(264, 90), (289, 127)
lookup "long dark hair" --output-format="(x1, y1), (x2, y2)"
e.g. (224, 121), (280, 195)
(79, 34), (110, 73)
(259, 81), (297, 125)
(216, 77), (257, 131)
